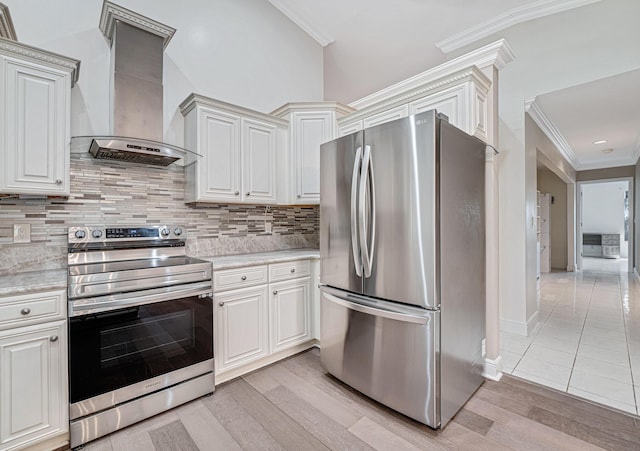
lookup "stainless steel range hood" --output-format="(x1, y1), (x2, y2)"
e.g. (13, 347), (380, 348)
(72, 1), (198, 166)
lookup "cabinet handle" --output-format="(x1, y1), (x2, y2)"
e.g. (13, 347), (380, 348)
(21, 308), (31, 315)
(235, 191), (240, 195)
(241, 275), (247, 281)
(290, 268), (296, 273)
(246, 192), (251, 196)
(55, 179), (62, 185)
(50, 336), (59, 342)
(273, 291), (278, 295)
(219, 302), (225, 306)
(297, 195), (301, 198)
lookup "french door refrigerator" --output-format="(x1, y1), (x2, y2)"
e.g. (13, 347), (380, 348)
(320, 110), (486, 428)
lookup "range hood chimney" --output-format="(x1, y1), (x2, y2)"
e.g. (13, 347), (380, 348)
(74, 1), (198, 166)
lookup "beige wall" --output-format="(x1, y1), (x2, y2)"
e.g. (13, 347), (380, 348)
(577, 166), (635, 182)
(538, 169), (568, 269)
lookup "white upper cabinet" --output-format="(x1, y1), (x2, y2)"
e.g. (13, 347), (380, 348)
(181, 94), (286, 204)
(337, 66), (490, 142)
(0, 39), (79, 196)
(271, 102), (354, 205)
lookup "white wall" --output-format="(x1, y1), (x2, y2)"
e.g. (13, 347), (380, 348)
(582, 181), (629, 258)
(3, 0), (324, 147)
(448, 0), (640, 335)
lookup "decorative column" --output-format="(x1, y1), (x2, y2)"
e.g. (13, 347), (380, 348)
(484, 145), (502, 380)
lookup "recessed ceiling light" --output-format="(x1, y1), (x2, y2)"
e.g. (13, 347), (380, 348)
(602, 148), (614, 154)
(593, 139), (608, 145)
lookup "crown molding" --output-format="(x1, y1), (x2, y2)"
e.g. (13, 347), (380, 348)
(0, 36), (81, 86)
(525, 98), (578, 169)
(99, 1), (176, 49)
(577, 157), (639, 171)
(436, 0), (601, 54)
(179, 93), (289, 127)
(0, 2), (17, 41)
(270, 102), (355, 118)
(267, 0), (333, 47)
(349, 39), (508, 111)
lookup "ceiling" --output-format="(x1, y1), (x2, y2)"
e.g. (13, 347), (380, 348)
(271, 0), (639, 172)
(534, 70), (640, 170)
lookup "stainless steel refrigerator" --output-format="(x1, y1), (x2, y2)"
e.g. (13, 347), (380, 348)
(319, 110), (486, 429)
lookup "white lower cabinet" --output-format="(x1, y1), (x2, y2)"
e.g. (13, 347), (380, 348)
(215, 285), (269, 374)
(0, 320), (67, 451)
(269, 277), (311, 353)
(213, 259), (318, 382)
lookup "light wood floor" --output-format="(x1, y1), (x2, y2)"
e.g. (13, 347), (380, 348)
(81, 348), (640, 451)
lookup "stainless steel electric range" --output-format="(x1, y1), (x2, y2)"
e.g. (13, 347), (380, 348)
(67, 225), (213, 448)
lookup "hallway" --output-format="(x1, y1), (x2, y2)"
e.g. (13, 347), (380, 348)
(501, 258), (640, 415)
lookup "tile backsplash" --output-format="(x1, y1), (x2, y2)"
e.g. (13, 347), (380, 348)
(0, 154), (318, 274)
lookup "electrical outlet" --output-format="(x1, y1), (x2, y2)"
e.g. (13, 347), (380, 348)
(13, 224), (31, 243)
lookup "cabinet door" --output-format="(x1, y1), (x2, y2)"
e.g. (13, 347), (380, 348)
(292, 112), (334, 204)
(1, 57), (70, 195)
(196, 109), (242, 202)
(269, 277), (311, 353)
(408, 85), (464, 129)
(338, 118), (363, 137)
(362, 104), (409, 129)
(216, 286), (269, 374)
(0, 321), (67, 450)
(242, 118), (277, 204)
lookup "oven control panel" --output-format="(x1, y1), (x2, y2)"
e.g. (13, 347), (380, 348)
(68, 225), (186, 243)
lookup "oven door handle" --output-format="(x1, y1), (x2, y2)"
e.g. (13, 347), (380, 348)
(68, 282), (213, 317)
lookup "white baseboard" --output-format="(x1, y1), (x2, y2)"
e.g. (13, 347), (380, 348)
(500, 310), (539, 337)
(483, 355), (503, 381)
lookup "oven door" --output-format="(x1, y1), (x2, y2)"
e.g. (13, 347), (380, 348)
(69, 288), (213, 420)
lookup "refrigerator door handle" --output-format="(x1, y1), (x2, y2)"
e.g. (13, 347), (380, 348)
(359, 145), (375, 278)
(351, 146), (363, 277)
(323, 291), (429, 325)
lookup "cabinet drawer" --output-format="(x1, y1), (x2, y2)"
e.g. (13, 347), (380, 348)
(0, 290), (65, 330)
(269, 260), (310, 282)
(214, 265), (268, 292)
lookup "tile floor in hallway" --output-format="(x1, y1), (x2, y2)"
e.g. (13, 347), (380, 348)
(501, 257), (640, 415)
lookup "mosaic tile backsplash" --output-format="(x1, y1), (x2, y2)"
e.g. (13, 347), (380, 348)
(0, 154), (319, 274)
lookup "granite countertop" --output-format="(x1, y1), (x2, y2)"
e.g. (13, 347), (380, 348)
(203, 248), (319, 270)
(0, 269), (67, 297)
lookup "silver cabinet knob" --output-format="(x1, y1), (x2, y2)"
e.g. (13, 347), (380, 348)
(55, 179), (62, 185)
(21, 308), (31, 315)
(273, 291), (278, 295)
(50, 336), (58, 342)
(246, 192), (251, 196)
(297, 194), (301, 198)
(290, 268), (295, 273)
(235, 191), (240, 195)
(219, 302), (225, 306)
(241, 276), (247, 281)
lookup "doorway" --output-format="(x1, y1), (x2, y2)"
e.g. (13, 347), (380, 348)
(576, 178), (633, 273)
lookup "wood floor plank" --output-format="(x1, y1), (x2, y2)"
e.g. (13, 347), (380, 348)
(451, 408), (494, 436)
(437, 421), (513, 451)
(348, 416), (422, 451)
(253, 363), (363, 428)
(178, 399), (242, 451)
(465, 397), (605, 451)
(243, 368), (281, 394)
(202, 386), (285, 451)
(264, 385), (374, 451)
(483, 377), (640, 446)
(527, 405), (639, 451)
(224, 378), (330, 451)
(148, 419), (200, 451)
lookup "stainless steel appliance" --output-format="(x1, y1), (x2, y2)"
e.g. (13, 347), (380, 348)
(320, 110), (486, 429)
(67, 225), (214, 447)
